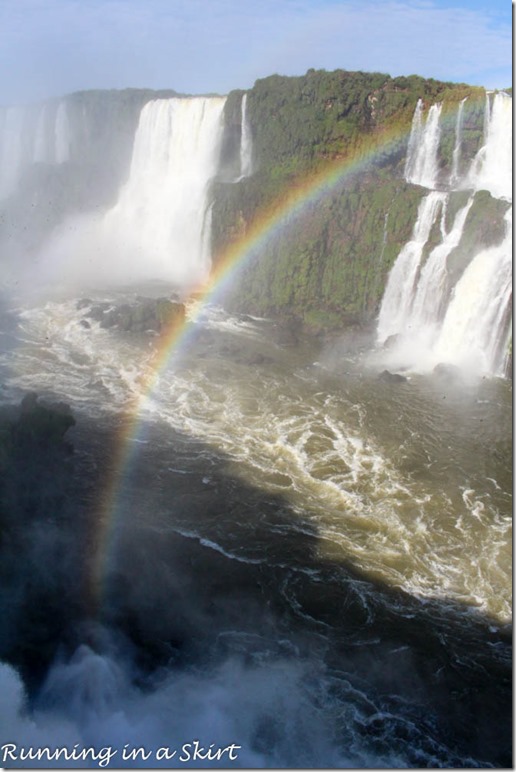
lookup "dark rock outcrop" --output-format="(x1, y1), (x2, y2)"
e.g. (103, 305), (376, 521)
(378, 369), (408, 383)
(0, 394), (79, 683)
(82, 296), (186, 334)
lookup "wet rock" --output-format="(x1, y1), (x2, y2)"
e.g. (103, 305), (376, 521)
(83, 297), (185, 333)
(0, 393), (80, 683)
(378, 369), (408, 383)
(17, 392), (75, 446)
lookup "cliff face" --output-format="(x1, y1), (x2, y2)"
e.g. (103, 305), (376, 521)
(211, 70), (489, 330)
(0, 71), (509, 355)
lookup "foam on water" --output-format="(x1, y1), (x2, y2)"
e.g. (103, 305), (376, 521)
(4, 299), (510, 623)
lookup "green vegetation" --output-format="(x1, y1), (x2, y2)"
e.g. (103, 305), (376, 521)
(212, 68), (488, 332)
(214, 173), (424, 328)
(245, 70), (483, 179)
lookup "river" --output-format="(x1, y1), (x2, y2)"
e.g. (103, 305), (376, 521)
(0, 287), (511, 768)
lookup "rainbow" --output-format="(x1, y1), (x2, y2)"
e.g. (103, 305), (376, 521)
(89, 123), (412, 611)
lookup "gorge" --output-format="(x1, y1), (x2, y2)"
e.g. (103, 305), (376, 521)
(0, 72), (512, 376)
(0, 69), (512, 768)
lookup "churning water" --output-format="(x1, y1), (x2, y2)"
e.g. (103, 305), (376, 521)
(0, 290), (511, 768)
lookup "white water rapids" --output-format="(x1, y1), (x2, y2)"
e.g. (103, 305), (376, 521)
(3, 297), (511, 624)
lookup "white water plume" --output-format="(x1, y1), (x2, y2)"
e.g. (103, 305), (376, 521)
(377, 192), (446, 345)
(467, 92), (512, 201)
(34, 97), (226, 292)
(239, 94), (253, 178)
(450, 98), (467, 186)
(378, 91), (512, 375)
(54, 102), (71, 164)
(404, 100), (443, 188)
(32, 101), (70, 165)
(0, 101), (71, 200)
(33, 104), (50, 164)
(431, 209), (512, 374)
(0, 107), (26, 199)
(391, 194), (475, 358)
(102, 96), (226, 285)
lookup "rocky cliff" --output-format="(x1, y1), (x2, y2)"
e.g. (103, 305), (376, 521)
(0, 71), (510, 359)
(211, 70), (499, 332)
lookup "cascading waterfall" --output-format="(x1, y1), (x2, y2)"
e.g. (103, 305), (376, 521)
(0, 107), (25, 199)
(377, 92), (512, 375)
(54, 102), (71, 164)
(0, 101), (71, 198)
(33, 104), (49, 164)
(404, 100), (443, 188)
(432, 209), (512, 374)
(404, 99), (424, 181)
(37, 96), (227, 289)
(450, 97), (467, 186)
(405, 195), (474, 336)
(468, 92), (512, 201)
(378, 211), (390, 264)
(377, 191), (446, 345)
(239, 93), (253, 178)
(100, 96), (226, 286)
(0, 81), (512, 770)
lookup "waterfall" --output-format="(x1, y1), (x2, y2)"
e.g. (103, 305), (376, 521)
(239, 93), (253, 178)
(37, 96), (227, 289)
(99, 96), (226, 285)
(404, 99), (424, 181)
(0, 101), (71, 198)
(377, 91), (512, 375)
(404, 100), (443, 188)
(450, 98), (467, 186)
(406, 195), (474, 333)
(377, 191), (446, 344)
(33, 104), (50, 163)
(0, 107), (25, 199)
(54, 102), (71, 164)
(431, 209), (512, 374)
(378, 211), (390, 264)
(467, 92), (512, 201)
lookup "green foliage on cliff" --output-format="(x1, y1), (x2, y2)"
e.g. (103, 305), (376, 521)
(214, 173), (424, 327)
(245, 70), (483, 178)
(212, 68), (487, 330)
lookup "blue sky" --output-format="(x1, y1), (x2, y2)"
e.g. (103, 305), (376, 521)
(0, 0), (511, 105)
